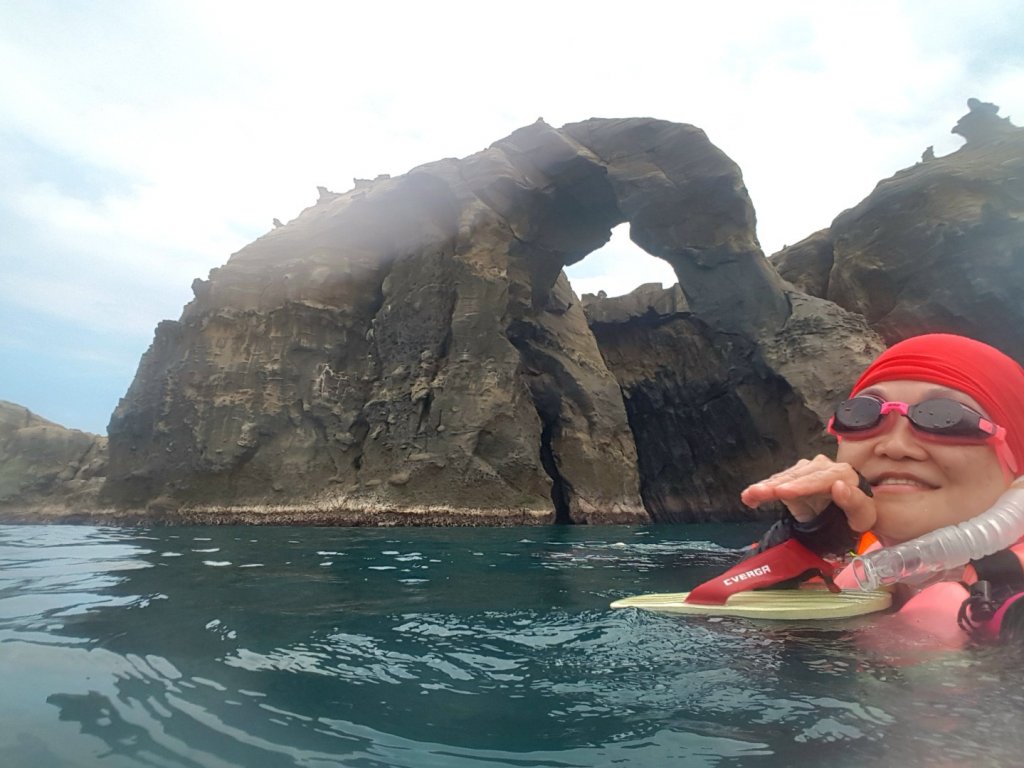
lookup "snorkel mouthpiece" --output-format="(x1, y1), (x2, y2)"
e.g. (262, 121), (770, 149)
(852, 478), (1024, 591)
(851, 548), (922, 591)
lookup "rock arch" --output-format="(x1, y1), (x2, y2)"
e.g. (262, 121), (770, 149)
(104, 118), (879, 523)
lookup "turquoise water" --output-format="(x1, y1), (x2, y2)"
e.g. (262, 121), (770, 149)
(2, 524), (1023, 767)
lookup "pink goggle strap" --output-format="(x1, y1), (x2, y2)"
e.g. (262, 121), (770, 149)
(827, 402), (1018, 478)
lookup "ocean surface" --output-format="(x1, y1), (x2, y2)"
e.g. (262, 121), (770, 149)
(2, 523), (1023, 768)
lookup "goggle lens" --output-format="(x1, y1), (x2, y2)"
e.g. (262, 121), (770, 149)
(834, 397), (887, 432)
(831, 397), (996, 440)
(828, 396), (1017, 478)
(910, 399), (981, 437)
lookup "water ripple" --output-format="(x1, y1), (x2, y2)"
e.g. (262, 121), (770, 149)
(3, 524), (1024, 767)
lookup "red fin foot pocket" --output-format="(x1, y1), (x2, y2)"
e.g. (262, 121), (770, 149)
(685, 539), (840, 606)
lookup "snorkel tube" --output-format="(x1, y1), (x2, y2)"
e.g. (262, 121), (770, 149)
(852, 477), (1024, 591)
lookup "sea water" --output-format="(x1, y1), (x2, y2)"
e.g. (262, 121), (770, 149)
(1, 524), (1022, 768)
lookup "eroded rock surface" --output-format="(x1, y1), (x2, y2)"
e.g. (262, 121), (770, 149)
(0, 401), (107, 519)
(586, 284), (881, 521)
(92, 116), (868, 523)
(5, 116), (892, 524)
(772, 100), (1024, 360)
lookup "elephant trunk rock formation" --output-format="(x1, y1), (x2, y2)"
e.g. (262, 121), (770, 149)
(37, 118), (883, 524)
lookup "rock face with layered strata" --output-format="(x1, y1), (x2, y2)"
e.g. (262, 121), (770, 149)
(772, 100), (1024, 360)
(0, 401), (106, 519)
(585, 284), (882, 522)
(91, 117), (876, 523)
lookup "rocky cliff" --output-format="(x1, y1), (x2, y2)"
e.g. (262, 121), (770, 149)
(10, 102), (1014, 526)
(0, 401), (106, 519)
(772, 99), (1024, 359)
(82, 117), (872, 524)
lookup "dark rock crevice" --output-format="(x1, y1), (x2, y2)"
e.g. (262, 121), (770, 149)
(539, 419), (573, 525)
(505, 320), (578, 524)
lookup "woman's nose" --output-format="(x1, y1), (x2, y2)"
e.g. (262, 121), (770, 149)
(872, 413), (929, 460)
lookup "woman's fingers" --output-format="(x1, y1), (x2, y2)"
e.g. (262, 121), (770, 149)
(830, 479), (878, 533)
(740, 459), (811, 506)
(741, 455), (849, 508)
(741, 456), (877, 532)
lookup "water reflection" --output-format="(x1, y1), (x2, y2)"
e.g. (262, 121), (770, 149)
(3, 524), (1024, 766)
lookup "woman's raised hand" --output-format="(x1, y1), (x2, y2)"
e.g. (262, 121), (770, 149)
(740, 454), (877, 532)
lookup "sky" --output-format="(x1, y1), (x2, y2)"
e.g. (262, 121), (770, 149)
(2, 1), (1023, 436)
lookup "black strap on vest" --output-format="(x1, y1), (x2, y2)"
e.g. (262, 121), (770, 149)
(957, 550), (1024, 632)
(971, 549), (1024, 591)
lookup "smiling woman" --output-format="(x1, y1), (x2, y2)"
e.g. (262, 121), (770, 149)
(738, 333), (1024, 643)
(832, 380), (1010, 543)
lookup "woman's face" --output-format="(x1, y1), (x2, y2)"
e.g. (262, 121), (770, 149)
(835, 379), (1011, 545)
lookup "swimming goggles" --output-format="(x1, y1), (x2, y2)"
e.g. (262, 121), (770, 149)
(828, 396), (1017, 474)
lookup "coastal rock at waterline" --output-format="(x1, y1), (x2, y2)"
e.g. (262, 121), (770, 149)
(772, 100), (1024, 360)
(94, 116), (872, 523)
(0, 401), (107, 518)
(585, 284), (882, 522)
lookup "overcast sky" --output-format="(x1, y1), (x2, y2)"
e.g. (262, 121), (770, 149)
(2, 1), (1023, 435)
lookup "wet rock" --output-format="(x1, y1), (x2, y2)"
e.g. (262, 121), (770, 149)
(772, 100), (1024, 360)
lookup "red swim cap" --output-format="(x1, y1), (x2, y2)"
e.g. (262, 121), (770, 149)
(851, 333), (1024, 475)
